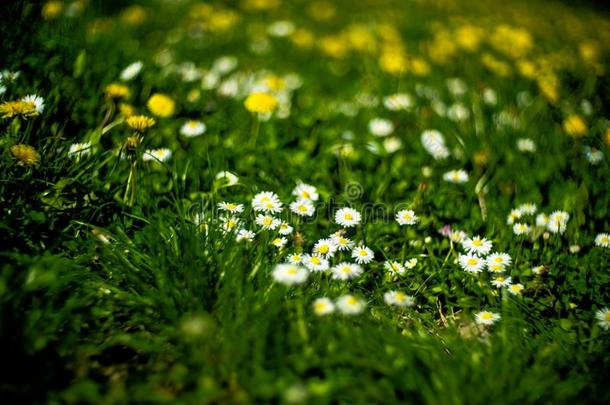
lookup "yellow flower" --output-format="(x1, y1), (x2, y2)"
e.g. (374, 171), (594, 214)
(126, 115), (156, 132)
(379, 48), (408, 75)
(244, 92), (278, 114)
(147, 93), (175, 118)
(563, 115), (587, 138)
(291, 29), (315, 48)
(604, 128), (610, 150)
(455, 25), (484, 52)
(0, 100), (39, 119)
(119, 103), (135, 117)
(104, 83), (131, 100)
(121, 5), (148, 26)
(319, 35), (349, 59)
(10, 144), (41, 166)
(42, 1), (63, 20)
(410, 57), (430, 76)
(263, 75), (285, 92)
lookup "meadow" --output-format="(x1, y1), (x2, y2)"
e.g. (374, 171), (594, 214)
(1, 0), (609, 403)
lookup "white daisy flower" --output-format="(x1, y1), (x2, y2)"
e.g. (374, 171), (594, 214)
(218, 202), (244, 214)
(535, 213), (549, 227)
(547, 211), (569, 234)
(180, 120), (206, 137)
(120, 61), (143, 81)
(507, 209), (523, 225)
(368, 118), (394, 137)
(447, 77), (467, 96)
(491, 276), (512, 288)
(336, 294), (365, 315)
(420, 130), (450, 160)
(22, 94), (45, 113)
(384, 261), (406, 276)
(532, 265), (548, 276)
(331, 262), (364, 280)
(458, 254), (486, 273)
(395, 209), (418, 225)
(482, 88), (497, 105)
(516, 138), (536, 152)
(404, 258), (418, 269)
(289, 199), (315, 217)
(252, 191), (283, 213)
(383, 137), (402, 153)
(517, 203), (537, 215)
(335, 208), (361, 227)
(486, 253), (511, 272)
(212, 56), (238, 75)
(292, 183), (319, 201)
(287, 253), (303, 264)
(475, 311), (501, 326)
(215, 171), (239, 186)
(312, 297), (335, 316)
(313, 238), (338, 258)
(255, 214), (281, 230)
(272, 264), (309, 286)
(302, 254), (329, 272)
(383, 291), (415, 307)
(594, 233), (610, 248)
(236, 229), (255, 242)
(331, 233), (353, 251)
(513, 223), (530, 235)
(351, 245), (374, 264)
(443, 169), (469, 183)
(68, 142), (91, 159)
(143, 148), (172, 162)
(595, 308), (610, 330)
(267, 20), (295, 37)
(447, 103), (470, 122)
(221, 216), (240, 233)
(278, 222), (293, 235)
(507, 283), (524, 295)
(584, 146), (604, 165)
(383, 93), (414, 111)
(463, 236), (493, 256)
(271, 237), (288, 248)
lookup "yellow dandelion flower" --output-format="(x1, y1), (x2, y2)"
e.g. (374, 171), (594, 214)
(517, 60), (537, 79)
(121, 5), (148, 26)
(563, 115), (587, 138)
(537, 73), (559, 104)
(207, 10), (240, 32)
(42, 1), (63, 20)
(244, 92), (278, 114)
(126, 115), (156, 132)
(263, 75), (285, 92)
(147, 93), (175, 118)
(0, 100), (39, 119)
(104, 83), (131, 100)
(319, 35), (350, 59)
(119, 103), (135, 117)
(410, 57), (430, 76)
(604, 128), (610, 150)
(379, 49), (408, 75)
(308, 1), (336, 21)
(10, 144), (41, 166)
(455, 25), (484, 52)
(243, 0), (279, 10)
(291, 29), (315, 48)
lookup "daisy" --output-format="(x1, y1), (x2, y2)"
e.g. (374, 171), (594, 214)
(68, 142), (91, 159)
(383, 291), (415, 307)
(313, 238), (338, 257)
(595, 308), (610, 330)
(491, 276), (512, 288)
(384, 261), (406, 276)
(507, 283), (524, 295)
(272, 264), (309, 286)
(532, 265), (549, 276)
(331, 262), (364, 280)
(287, 253), (303, 264)
(312, 298), (335, 316)
(336, 295), (365, 315)
(443, 169), (469, 184)
(458, 254), (485, 273)
(335, 207), (361, 227)
(395, 209), (418, 225)
(513, 223), (530, 235)
(463, 236), (493, 256)
(292, 183), (319, 201)
(383, 137), (402, 153)
(302, 254), (329, 272)
(518, 203), (537, 215)
(516, 138), (536, 153)
(180, 120), (206, 137)
(143, 148), (172, 162)
(218, 202), (244, 214)
(289, 199), (315, 217)
(221, 216), (240, 233)
(383, 93), (414, 111)
(535, 213), (549, 227)
(120, 61), (143, 81)
(278, 222), (293, 235)
(351, 245), (374, 264)
(22, 94), (45, 113)
(507, 209), (523, 225)
(475, 311), (501, 326)
(421, 129), (450, 160)
(252, 191), (283, 213)
(486, 253), (512, 272)
(271, 237), (288, 248)
(404, 258), (418, 269)
(594, 233), (610, 248)
(368, 118), (394, 137)
(255, 214), (281, 230)
(547, 211), (569, 234)
(331, 233), (353, 251)
(236, 229), (255, 242)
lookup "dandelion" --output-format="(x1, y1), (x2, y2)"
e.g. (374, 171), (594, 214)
(0, 100), (38, 119)
(236, 229), (255, 242)
(443, 169), (469, 183)
(302, 254), (329, 272)
(513, 223), (530, 235)
(475, 311), (501, 326)
(595, 308), (610, 330)
(594, 233), (610, 248)
(244, 92), (278, 114)
(126, 115), (156, 132)
(508, 283), (524, 295)
(68, 142), (91, 159)
(272, 264), (309, 286)
(147, 93), (175, 117)
(458, 254), (486, 273)
(21, 95), (45, 113)
(486, 253), (511, 272)
(271, 237), (288, 248)
(287, 253), (303, 264)
(10, 144), (40, 166)
(384, 261), (406, 276)
(421, 129), (450, 160)
(292, 183), (319, 201)
(255, 214), (281, 230)
(463, 236), (493, 256)
(563, 114), (587, 137)
(352, 245), (374, 264)
(120, 61), (143, 81)
(335, 207), (361, 227)
(368, 118), (394, 137)
(289, 199), (315, 217)
(491, 276), (512, 288)
(313, 238), (338, 258)
(313, 297), (335, 316)
(336, 294), (365, 315)
(396, 209), (418, 225)
(331, 262), (364, 280)
(384, 291), (415, 307)
(104, 83), (130, 99)
(252, 191), (283, 213)
(516, 138), (536, 152)
(218, 202), (244, 214)
(278, 222), (293, 235)
(180, 120), (206, 137)
(143, 148), (172, 162)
